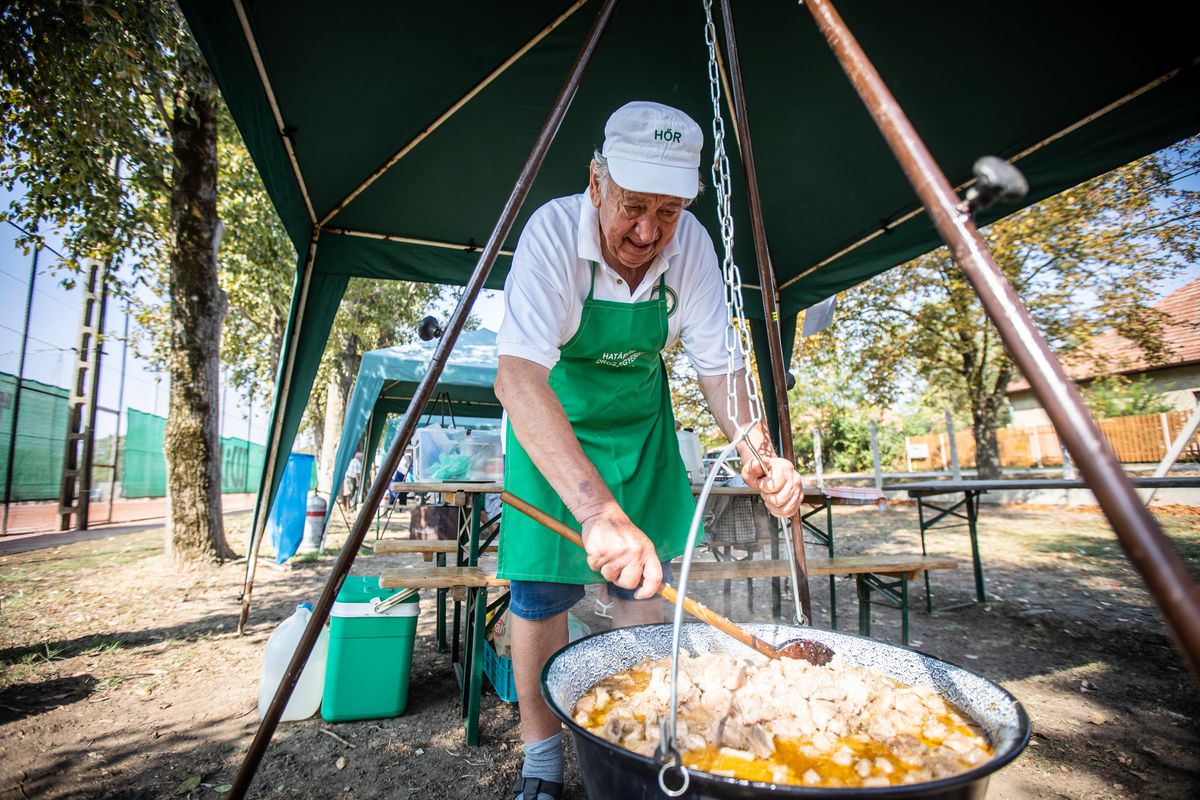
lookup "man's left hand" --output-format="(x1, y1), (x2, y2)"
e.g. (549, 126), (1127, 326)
(741, 456), (802, 518)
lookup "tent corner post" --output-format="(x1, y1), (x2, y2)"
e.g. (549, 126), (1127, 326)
(238, 227), (323, 636)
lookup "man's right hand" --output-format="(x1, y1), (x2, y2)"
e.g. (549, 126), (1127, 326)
(579, 506), (663, 599)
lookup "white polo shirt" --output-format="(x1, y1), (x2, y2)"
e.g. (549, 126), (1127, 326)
(497, 191), (736, 376)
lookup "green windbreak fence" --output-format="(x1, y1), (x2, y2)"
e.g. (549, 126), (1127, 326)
(0, 372), (69, 502)
(121, 409), (274, 498)
(121, 410), (169, 499)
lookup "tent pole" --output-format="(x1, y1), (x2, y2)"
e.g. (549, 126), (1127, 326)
(324, 226), (515, 257)
(717, 0), (814, 624)
(238, 229), (321, 635)
(232, 0), (317, 223)
(802, 0), (1200, 677)
(225, 1), (619, 795)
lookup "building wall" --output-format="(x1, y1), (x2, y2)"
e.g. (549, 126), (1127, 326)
(1008, 363), (1200, 428)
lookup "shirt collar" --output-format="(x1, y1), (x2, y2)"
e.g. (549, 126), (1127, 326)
(575, 190), (682, 275)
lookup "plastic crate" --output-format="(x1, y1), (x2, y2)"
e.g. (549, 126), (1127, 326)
(413, 425), (502, 482)
(482, 639), (518, 703)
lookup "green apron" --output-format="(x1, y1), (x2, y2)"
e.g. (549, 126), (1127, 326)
(498, 263), (697, 584)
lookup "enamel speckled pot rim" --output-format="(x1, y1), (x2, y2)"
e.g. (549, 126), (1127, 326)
(541, 623), (1031, 798)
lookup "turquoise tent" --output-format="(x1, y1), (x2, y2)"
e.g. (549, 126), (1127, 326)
(324, 328), (501, 529)
(176, 0), (1200, 552)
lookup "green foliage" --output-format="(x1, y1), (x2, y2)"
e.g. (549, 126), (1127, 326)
(664, 340), (721, 446)
(301, 277), (446, 452)
(1083, 374), (1176, 418)
(0, 0), (179, 275)
(795, 140), (1198, 473)
(216, 106), (297, 401)
(786, 348), (906, 472)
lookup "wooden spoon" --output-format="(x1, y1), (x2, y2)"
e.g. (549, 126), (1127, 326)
(500, 490), (833, 666)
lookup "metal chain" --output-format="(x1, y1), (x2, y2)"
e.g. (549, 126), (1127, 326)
(701, 0), (762, 432)
(660, 1), (792, 783)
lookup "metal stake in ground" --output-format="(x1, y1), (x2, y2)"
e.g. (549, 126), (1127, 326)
(224, 2), (619, 797)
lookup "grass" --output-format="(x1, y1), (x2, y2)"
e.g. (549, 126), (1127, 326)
(77, 637), (125, 657)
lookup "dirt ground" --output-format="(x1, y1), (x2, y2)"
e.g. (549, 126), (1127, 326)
(0, 501), (1197, 800)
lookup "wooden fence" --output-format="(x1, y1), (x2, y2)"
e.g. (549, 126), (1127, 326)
(903, 410), (1200, 470)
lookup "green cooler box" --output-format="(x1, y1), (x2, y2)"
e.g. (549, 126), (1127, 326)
(321, 576), (419, 722)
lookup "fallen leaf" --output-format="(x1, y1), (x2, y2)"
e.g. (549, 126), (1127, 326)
(214, 785), (232, 793)
(336, 756), (347, 770)
(176, 775), (201, 794)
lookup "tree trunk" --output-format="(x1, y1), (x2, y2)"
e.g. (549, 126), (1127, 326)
(971, 393), (1004, 480)
(164, 56), (234, 564)
(316, 336), (361, 496)
(318, 378), (345, 495)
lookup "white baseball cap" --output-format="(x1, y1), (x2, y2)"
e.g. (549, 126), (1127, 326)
(601, 101), (703, 200)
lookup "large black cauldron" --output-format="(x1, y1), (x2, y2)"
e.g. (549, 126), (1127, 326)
(542, 623), (1029, 799)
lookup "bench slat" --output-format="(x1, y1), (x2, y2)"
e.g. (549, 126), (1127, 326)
(375, 540), (498, 556)
(688, 556), (956, 581)
(381, 565), (507, 589)
(379, 555), (955, 590)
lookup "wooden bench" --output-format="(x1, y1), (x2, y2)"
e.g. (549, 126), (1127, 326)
(381, 553), (953, 750)
(374, 539), (499, 561)
(381, 554), (956, 645)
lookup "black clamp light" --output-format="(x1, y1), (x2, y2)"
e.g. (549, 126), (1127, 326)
(959, 156), (1029, 216)
(417, 315), (444, 341)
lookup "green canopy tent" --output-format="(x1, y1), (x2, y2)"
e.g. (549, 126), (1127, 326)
(323, 327), (502, 533)
(179, 1), (1200, 790)
(178, 0), (1200, 563)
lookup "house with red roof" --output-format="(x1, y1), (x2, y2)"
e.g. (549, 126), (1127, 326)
(1006, 276), (1200, 427)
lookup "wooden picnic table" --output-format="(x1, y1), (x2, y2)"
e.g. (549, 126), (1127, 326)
(887, 476), (1200, 610)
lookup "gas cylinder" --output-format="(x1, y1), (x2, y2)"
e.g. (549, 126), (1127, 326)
(299, 491), (326, 554)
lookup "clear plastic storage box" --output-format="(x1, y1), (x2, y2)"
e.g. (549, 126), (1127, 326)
(412, 425), (503, 482)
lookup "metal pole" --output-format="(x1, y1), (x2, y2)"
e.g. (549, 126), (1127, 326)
(245, 393), (253, 494)
(869, 420), (883, 492)
(225, 3), (618, 796)
(803, 0), (1200, 677)
(76, 260), (110, 531)
(2, 246), (40, 536)
(718, 0), (813, 623)
(105, 309), (130, 524)
(812, 428), (824, 489)
(945, 409), (961, 480)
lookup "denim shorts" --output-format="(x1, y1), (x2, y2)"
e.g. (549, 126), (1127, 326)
(508, 562), (674, 621)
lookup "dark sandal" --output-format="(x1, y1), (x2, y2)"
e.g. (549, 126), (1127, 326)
(511, 776), (563, 800)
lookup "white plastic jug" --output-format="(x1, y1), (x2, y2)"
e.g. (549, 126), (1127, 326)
(676, 429), (705, 484)
(258, 603), (329, 721)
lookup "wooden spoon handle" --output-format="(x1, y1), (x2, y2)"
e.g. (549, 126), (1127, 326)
(501, 490), (783, 659)
(657, 583), (782, 660)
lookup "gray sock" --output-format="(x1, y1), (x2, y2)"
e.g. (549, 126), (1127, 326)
(519, 731), (564, 799)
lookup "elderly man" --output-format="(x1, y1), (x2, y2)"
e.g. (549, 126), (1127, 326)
(494, 101), (802, 800)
